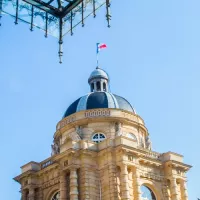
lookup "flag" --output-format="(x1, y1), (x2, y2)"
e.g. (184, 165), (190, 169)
(97, 43), (107, 53)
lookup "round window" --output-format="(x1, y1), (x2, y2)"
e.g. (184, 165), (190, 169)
(92, 133), (106, 143)
(51, 192), (60, 200)
(141, 185), (156, 200)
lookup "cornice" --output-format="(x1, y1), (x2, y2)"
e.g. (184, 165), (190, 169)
(54, 108), (146, 138)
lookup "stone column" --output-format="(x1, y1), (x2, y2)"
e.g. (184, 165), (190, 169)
(120, 164), (130, 200)
(170, 178), (179, 200)
(21, 190), (27, 200)
(60, 172), (67, 200)
(180, 179), (188, 200)
(108, 164), (118, 200)
(28, 188), (35, 200)
(38, 188), (43, 200)
(70, 168), (79, 200)
(100, 81), (104, 91)
(94, 81), (97, 92)
(79, 167), (90, 200)
(132, 167), (141, 200)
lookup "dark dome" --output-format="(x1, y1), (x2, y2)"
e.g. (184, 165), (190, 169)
(63, 92), (135, 118)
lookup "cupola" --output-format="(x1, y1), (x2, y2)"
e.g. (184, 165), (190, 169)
(88, 67), (109, 92)
(63, 67), (136, 118)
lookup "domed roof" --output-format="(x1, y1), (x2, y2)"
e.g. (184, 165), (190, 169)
(63, 92), (136, 118)
(88, 68), (109, 82)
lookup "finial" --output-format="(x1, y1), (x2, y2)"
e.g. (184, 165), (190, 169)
(96, 66), (100, 69)
(58, 40), (63, 64)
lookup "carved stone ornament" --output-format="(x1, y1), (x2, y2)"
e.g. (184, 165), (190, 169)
(146, 136), (152, 150)
(115, 122), (122, 136)
(64, 132), (81, 143)
(51, 140), (60, 156)
(75, 125), (82, 137)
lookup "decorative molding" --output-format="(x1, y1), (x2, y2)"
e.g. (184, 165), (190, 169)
(85, 109), (110, 118)
(42, 177), (59, 189)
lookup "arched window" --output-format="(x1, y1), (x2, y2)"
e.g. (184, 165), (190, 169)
(51, 192), (60, 200)
(126, 133), (137, 141)
(141, 185), (156, 200)
(91, 83), (94, 92)
(96, 81), (101, 91)
(103, 82), (106, 91)
(92, 133), (106, 143)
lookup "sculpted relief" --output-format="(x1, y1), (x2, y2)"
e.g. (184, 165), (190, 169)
(115, 122), (122, 136)
(51, 140), (60, 156)
(145, 136), (152, 150)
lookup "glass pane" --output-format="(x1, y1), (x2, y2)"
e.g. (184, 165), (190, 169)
(52, 192), (60, 200)
(63, 0), (106, 36)
(141, 185), (156, 200)
(2, 0), (16, 17)
(93, 134), (98, 139)
(2, 0), (107, 37)
(127, 133), (137, 140)
(47, 14), (59, 37)
(92, 133), (106, 143)
(18, 1), (32, 24)
(100, 134), (105, 139)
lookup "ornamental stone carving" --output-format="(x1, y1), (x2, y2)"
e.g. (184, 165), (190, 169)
(115, 122), (122, 136)
(51, 140), (60, 156)
(145, 136), (152, 150)
(75, 125), (82, 137)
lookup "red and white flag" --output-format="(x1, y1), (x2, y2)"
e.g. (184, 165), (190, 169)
(97, 43), (107, 53)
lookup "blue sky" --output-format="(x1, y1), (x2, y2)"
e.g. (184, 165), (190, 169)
(0, 0), (200, 199)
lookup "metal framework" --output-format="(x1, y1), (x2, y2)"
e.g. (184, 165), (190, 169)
(0, 0), (111, 63)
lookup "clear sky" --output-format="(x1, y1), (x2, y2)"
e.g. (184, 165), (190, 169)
(0, 0), (200, 199)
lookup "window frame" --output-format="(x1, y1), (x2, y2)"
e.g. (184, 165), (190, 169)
(92, 133), (106, 143)
(126, 133), (137, 141)
(141, 185), (156, 200)
(51, 191), (60, 200)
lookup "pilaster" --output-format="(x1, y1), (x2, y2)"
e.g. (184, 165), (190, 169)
(60, 172), (68, 200)
(79, 167), (90, 200)
(108, 164), (118, 200)
(28, 188), (35, 200)
(38, 188), (43, 200)
(180, 179), (188, 200)
(132, 167), (141, 200)
(120, 164), (130, 200)
(21, 189), (28, 200)
(70, 168), (79, 200)
(170, 178), (179, 200)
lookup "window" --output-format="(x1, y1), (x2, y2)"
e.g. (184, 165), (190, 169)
(141, 185), (156, 200)
(51, 192), (60, 200)
(92, 133), (106, 143)
(103, 82), (106, 91)
(96, 81), (101, 91)
(126, 133), (137, 141)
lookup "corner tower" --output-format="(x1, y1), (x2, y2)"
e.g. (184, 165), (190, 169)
(14, 67), (191, 200)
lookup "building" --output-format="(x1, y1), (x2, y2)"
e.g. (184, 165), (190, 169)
(14, 67), (191, 200)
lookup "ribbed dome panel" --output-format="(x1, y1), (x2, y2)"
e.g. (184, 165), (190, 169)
(63, 92), (135, 118)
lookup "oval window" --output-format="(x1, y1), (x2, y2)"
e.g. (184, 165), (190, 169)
(92, 133), (106, 143)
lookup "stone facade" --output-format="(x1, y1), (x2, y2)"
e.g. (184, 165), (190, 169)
(14, 109), (191, 200)
(14, 68), (191, 200)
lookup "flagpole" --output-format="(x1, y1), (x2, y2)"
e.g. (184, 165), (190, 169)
(96, 52), (99, 68)
(96, 43), (99, 68)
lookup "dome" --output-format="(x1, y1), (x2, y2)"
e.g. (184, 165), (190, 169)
(88, 68), (109, 82)
(63, 92), (136, 118)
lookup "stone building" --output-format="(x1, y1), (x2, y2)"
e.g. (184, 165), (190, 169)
(14, 67), (191, 200)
